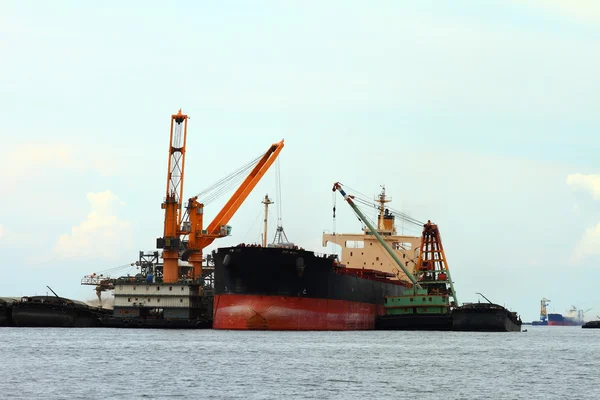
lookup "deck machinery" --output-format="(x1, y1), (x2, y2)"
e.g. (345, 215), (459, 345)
(82, 110), (283, 327)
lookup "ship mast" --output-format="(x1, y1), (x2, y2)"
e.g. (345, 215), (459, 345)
(262, 194), (273, 247)
(377, 185), (391, 232)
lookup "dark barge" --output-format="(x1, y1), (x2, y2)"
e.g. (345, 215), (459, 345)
(0, 297), (17, 327)
(582, 319), (600, 329)
(11, 295), (112, 327)
(452, 302), (522, 332)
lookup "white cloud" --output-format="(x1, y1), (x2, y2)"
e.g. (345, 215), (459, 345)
(0, 143), (121, 188)
(528, 259), (540, 267)
(567, 173), (600, 264)
(91, 157), (119, 177)
(566, 173), (600, 200)
(572, 223), (600, 263)
(53, 190), (131, 260)
(8, 143), (76, 167)
(0, 224), (4, 239)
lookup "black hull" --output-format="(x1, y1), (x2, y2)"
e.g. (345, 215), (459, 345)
(214, 246), (409, 302)
(212, 246), (410, 330)
(0, 300), (13, 327)
(11, 300), (111, 328)
(582, 321), (600, 329)
(0, 309), (12, 327)
(452, 304), (522, 332)
(376, 314), (453, 331)
(101, 317), (211, 329)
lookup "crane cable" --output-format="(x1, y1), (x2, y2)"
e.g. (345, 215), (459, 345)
(340, 183), (425, 227)
(337, 183), (423, 234)
(345, 197), (422, 277)
(241, 206), (266, 244)
(90, 262), (139, 276)
(194, 151), (265, 205)
(275, 157), (283, 227)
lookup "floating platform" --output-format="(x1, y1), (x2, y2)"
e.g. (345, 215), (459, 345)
(452, 302), (522, 332)
(375, 290), (454, 331)
(376, 300), (522, 332)
(582, 320), (600, 329)
(10, 296), (112, 328)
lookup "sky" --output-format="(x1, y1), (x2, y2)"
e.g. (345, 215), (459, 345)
(1, 0), (599, 322)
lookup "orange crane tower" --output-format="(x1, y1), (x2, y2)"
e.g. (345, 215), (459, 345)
(158, 109), (189, 283)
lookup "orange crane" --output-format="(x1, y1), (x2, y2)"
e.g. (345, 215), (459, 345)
(182, 140), (284, 280)
(157, 109), (285, 283)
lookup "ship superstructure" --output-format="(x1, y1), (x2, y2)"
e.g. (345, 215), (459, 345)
(322, 186), (421, 283)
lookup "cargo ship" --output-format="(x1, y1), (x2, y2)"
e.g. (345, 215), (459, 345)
(212, 187), (423, 330)
(548, 307), (586, 326)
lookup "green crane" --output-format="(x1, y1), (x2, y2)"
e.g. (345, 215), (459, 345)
(332, 182), (422, 289)
(332, 182), (458, 319)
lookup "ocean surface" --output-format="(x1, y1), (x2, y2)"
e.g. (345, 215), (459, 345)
(1, 326), (599, 399)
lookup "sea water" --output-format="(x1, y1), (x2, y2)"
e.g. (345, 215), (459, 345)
(1, 326), (599, 399)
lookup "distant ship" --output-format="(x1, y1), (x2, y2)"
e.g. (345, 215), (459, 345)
(547, 306), (590, 326)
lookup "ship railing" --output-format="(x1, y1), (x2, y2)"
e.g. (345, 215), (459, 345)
(81, 276), (114, 286)
(314, 252), (338, 260)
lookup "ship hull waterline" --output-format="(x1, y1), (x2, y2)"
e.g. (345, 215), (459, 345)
(213, 294), (385, 330)
(212, 245), (411, 331)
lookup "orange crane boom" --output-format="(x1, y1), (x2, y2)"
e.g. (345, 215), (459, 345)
(201, 140), (284, 249)
(184, 140), (284, 279)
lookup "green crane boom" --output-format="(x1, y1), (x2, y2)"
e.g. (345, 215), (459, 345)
(332, 182), (422, 290)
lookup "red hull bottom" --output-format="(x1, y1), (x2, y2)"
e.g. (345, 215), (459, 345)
(548, 321), (578, 326)
(213, 294), (384, 330)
